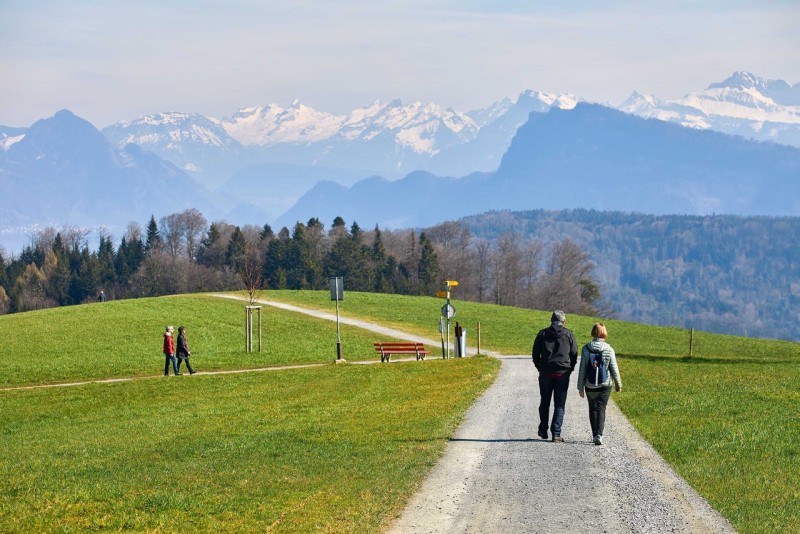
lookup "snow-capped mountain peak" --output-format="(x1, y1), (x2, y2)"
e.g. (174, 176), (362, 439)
(221, 102), (345, 145)
(618, 71), (800, 145)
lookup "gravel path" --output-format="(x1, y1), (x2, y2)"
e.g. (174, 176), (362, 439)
(219, 295), (737, 532)
(387, 355), (736, 534)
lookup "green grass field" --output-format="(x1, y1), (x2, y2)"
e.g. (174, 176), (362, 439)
(0, 294), (415, 388)
(263, 290), (800, 533)
(2, 290), (799, 533)
(1, 358), (498, 531)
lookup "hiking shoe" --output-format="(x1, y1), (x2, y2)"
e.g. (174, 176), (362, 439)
(537, 430), (548, 440)
(594, 435), (603, 446)
(552, 435), (564, 443)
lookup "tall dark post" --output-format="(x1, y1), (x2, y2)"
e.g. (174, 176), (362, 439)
(330, 276), (345, 362)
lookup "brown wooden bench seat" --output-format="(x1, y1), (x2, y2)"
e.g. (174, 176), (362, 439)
(373, 342), (431, 362)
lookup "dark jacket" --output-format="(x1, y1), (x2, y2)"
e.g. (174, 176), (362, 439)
(177, 332), (190, 358)
(532, 323), (578, 375)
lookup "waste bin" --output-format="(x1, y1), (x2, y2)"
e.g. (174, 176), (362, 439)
(455, 322), (466, 357)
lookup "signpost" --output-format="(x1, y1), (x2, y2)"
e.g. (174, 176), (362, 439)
(330, 276), (344, 362)
(438, 280), (458, 358)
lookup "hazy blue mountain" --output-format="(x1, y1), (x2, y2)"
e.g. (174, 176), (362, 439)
(216, 161), (374, 222)
(277, 103), (800, 229)
(0, 110), (223, 233)
(424, 90), (580, 176)
(101, 112), (249, 189)
(275, 171), (468, 229)
(496, 103), (800, 214)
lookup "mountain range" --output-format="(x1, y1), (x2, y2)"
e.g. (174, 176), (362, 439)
(277, 102), (800, 228)
(1, 71), (799, 246)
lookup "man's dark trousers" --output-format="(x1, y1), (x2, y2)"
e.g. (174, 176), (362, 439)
(538, 372), (570, 437)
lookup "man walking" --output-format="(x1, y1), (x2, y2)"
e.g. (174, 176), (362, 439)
(532, 310), (578, 442)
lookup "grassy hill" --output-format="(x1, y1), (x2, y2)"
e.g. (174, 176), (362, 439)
(1, 291), (798, 532)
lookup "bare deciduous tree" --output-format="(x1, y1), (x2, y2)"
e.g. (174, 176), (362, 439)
(492, 233), (523, 306)
(159, 213), (186, 257)
(182, 208), (208, 260)
(241, 243), (264, 305)
(538, 238), (596, 315)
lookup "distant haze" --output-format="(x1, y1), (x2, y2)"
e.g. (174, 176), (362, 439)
(1, 1), (799, 127)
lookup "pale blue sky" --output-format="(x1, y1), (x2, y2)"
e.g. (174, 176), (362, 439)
(1, 0), (798, 128)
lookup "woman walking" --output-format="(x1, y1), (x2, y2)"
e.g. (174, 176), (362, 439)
(577, 323), (622, 445)
(176, 326), (196, 375)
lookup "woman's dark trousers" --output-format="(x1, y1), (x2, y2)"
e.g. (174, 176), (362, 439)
(586, 386), (612, 436)
(177, 356), (194, 374)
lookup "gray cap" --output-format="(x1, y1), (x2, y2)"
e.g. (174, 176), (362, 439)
(551, 310), (566, 323)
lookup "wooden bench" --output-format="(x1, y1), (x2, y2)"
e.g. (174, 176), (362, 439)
(374, 342), (431, 362)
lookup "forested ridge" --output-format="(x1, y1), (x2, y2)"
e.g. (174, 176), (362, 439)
(461, 209), (800, 340)
(4, 207), (792, 340)
(0, 208), (601, 320)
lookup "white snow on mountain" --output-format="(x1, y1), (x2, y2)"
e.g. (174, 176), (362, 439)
(109, 112), (236, 149)
(619, 71), (800, 144)
(467, 97), (515, 127)
(220, 101), (346, 145)
(220, 98), (478, 156)
(1, 134), (25, 150)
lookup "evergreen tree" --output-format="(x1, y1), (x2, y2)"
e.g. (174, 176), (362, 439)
(46, 249), (71, 306)
(264, 228), (291, 289)
(97, 235), (116, 290)
(197, 222), (224, 268)
(287, 223), (319, 289)
(418, 232), (439, 296)
(259, 223), (274, 241)
(69, 247), (99, 303)
(371, 226), (392, 293)
(225, 226), (247, 271)
(0, 249), (8, 290)
(115, 237), (132, 284)
(145, 215), (162, 253)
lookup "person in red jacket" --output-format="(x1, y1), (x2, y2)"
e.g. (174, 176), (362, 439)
(163, 325), (179, 375)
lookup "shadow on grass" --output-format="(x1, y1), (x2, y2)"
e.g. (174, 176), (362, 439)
(620, 353), (797, 365)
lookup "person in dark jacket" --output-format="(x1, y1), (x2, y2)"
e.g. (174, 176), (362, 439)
(163, 325), (179, 376)
(532, 310), (578, 442)
(176, 325), (196, 375)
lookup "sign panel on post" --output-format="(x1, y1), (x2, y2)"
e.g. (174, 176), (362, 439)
(330, 276), (343, 301)
(441, 303), (456, 319)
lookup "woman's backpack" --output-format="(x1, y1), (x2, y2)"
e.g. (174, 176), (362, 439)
(586, 349), (609, 386)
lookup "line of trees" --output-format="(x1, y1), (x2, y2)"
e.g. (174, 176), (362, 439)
(0, 209), (603, 317)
